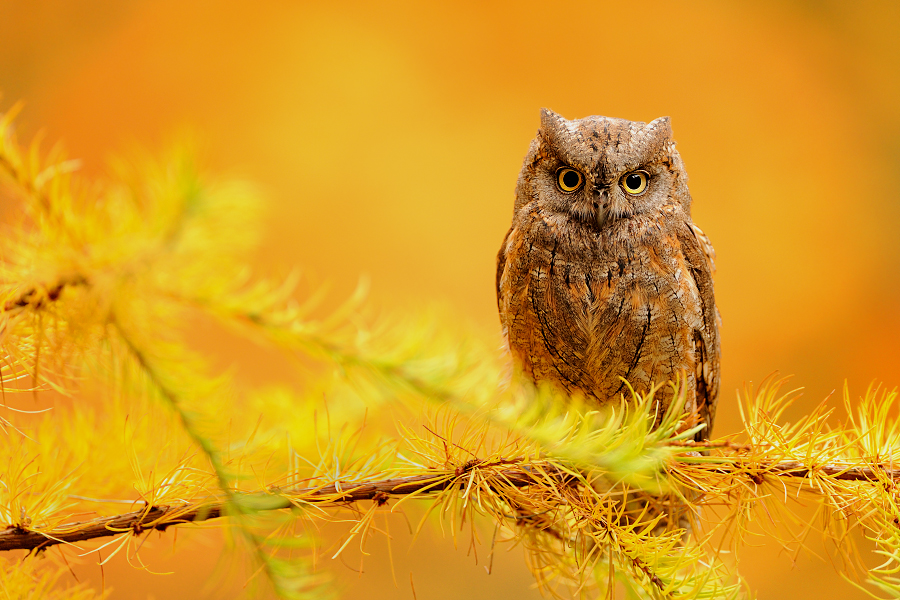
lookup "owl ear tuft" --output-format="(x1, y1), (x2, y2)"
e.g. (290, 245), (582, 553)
(646, 116), (672, 140)
(539, 108), (569, 148)
(540, 108), (566, 132)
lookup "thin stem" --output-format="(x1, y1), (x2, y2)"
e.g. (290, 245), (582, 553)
(111, 319), (291, 594)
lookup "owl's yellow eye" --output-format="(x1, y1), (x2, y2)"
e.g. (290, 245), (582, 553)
(620, 171), (649, 195)
(556, 168), (584, 193)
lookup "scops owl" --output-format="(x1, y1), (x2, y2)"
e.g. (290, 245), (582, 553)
(496, 109), (720, 440)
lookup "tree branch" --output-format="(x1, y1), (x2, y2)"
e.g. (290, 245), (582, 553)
(0, 467), (551, 553)
(4, 454), (899, 554)
(723, 459), (900, 483)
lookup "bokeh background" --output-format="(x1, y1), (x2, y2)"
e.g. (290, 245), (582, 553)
(2, 0), (900, 598)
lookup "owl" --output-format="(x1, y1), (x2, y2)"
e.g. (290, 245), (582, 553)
(496, 109), (720, 440)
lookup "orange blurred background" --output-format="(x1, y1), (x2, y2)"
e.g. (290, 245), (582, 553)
(2, 0), (899, 598)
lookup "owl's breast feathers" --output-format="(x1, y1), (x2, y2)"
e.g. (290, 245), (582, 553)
(497, 202), (720, 439)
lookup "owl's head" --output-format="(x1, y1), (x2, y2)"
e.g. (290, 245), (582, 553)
(514, 109), (690, 229)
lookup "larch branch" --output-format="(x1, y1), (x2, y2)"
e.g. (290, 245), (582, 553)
(3, 455), (900, 554)
(729, 459), (900, 483)
(0, 468), (550, 553)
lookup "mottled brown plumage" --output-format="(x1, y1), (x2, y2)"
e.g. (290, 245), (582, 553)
(497, 109), (720, 440)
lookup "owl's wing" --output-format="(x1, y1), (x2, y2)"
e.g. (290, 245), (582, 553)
(690, 222), (717, 276)
(679, 222), (721, 440)
(496, 227), (512, 308)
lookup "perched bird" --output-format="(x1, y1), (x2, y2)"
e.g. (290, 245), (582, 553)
(496, 109), (720, 440)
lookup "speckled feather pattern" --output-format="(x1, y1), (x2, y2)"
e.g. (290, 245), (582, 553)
(497, 109), (720, 439)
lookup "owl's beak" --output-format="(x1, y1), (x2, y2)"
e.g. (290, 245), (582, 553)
(594, 188), (609, 228)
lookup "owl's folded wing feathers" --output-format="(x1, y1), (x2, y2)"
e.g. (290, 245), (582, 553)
(690, 222), (716, 277)
(679, 222), (721, 440)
